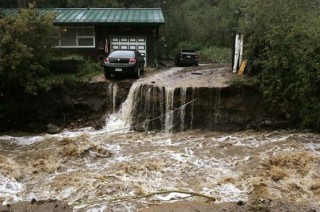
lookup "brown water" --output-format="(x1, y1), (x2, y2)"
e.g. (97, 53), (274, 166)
(0, 130), (319, 211)
(1, 66), (319, 211)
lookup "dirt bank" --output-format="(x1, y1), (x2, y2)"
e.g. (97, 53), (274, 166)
(0, 80), (132, 132)
(1, 198), (319, 212)
(0, 199), (72, 212)
(1, 64), (289, 133)
(141, 199), (320, 212)
(92, 64), (236, 88)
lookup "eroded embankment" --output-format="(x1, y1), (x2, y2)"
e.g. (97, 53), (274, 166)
(106, 65), (267, 132)
(130, 84), (264, 132)
(0, 81), (131, 132)
(1, 65), (269, 133)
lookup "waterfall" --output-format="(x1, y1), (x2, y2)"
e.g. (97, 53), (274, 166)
(159, 86), (165, 130)
(144, 87), (152, 131)
(214, 88), (222, 123)
(100, 64), (260, 133)
(104, 83), (141, 133)
(164, 87), (174, 133)
(104, 84), (224, 133)
(152, 86), (158, 125)
(190, 88), (195, 130)
(105, 85), (202, 133)
(180, 87), (187, 131)
(107, 83), (118, 113)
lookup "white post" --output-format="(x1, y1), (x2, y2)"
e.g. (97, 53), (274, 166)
(233, 34), (240, 73)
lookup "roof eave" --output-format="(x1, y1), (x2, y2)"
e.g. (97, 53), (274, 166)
(54, 22), (165, 26)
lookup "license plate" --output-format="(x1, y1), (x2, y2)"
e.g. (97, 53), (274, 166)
(186, 55), (191, 59)
(115, 68), (122, 72)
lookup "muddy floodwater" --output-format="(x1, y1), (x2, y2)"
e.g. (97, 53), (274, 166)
(1, 66), (320, 211)
(0, 129), (320, 211)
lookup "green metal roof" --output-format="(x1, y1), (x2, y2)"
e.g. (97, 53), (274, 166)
(0, 8), (165, 25)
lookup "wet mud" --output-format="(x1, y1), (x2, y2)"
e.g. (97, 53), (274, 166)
(1, 130), (320, 211)
(0, 199), (72, 212)
(142, 199), (320, 212)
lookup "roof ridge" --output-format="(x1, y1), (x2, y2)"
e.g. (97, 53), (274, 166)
(0, 8), (165, 24)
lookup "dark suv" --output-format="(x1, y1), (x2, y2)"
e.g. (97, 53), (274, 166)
(175, 50), (199, 67)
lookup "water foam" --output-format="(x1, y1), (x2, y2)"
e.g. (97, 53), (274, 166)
(104, 83), (141, 133)
(0, 173), (23, 204)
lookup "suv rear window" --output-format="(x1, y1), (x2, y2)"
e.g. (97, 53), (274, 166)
(181, 50), (196, 55)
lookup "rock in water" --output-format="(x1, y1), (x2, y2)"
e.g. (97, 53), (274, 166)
(47, 124), (62, 134)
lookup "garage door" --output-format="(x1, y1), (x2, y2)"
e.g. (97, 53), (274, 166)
(110, 36), (146, 64)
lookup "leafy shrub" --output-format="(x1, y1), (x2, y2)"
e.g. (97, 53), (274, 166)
(0, 5), (58, 94)
(78, 59), (102, 80)
(171, 41), (232, 64)
(44, 58), (102, 85)
(199, 46), (232, 63)
(242, 0), (320, 130)
(49, 55), (86, 74)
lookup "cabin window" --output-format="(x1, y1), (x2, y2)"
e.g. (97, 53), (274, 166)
(56, 26), (95, 48)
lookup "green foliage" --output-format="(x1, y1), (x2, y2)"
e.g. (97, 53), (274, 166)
(172, 41), (232, 63)
(44, 59), (102, 85)
(30, 0), (67, 7)
(0, 0), (17, 7)
(167, 41), (200, 58)
(66, 0), (119, 8)
(49, 55), (86, 74)
(160, 0), (239, 57)
(1, 0), (239, 61)
(241, 0), (320, 129)
(79, 59), (102, 79)
(0, 4), (59, 94)
(0, 0), (120, 8)
(199, 46), (231, 63)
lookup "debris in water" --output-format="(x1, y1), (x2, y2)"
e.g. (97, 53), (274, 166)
(191, 71), (202, 75)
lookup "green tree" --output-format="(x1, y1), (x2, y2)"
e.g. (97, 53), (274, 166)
(0, 5), (58, 94)
(162, 0), (238, 56)
(66, 0), (119, 7)
(241, 0), (320, 129)
(0, 0), (18, 7)
(32, 0), (68, 7)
